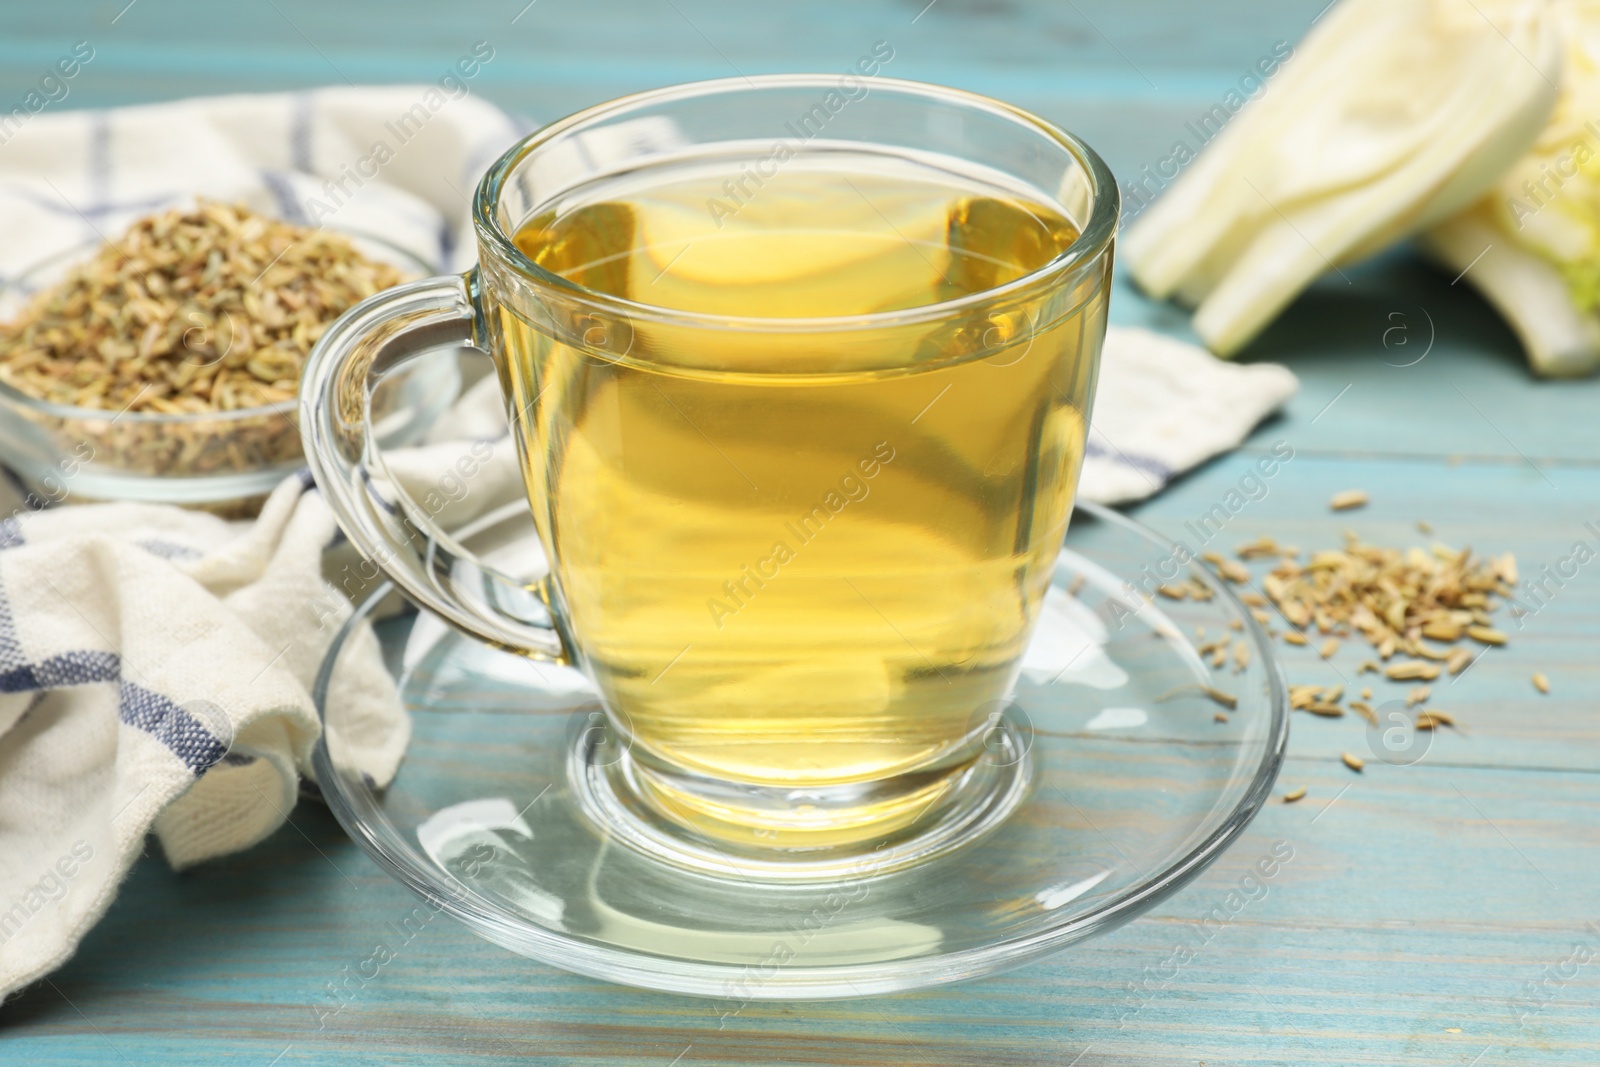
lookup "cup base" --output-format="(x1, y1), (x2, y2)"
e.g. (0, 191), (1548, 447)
(567, 713), (1035, 883)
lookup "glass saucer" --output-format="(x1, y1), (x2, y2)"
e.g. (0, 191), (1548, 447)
(311, 501), (1287, 999)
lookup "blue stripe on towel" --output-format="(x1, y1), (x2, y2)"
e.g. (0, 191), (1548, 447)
(118, 681), (230, 774)
(438, 214), (454, 270)
(0, 579), (228, 774)
(0, 576), (24, 671)
(290, 92), (314, 173)
(261, 168), (309, 225)
(1084, 438), (1174, 481)
(0, 649), (120, 692)
(137, 539), (202, 561)
(31, 649), (121, 688)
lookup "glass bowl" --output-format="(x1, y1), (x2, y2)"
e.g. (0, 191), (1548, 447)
(0, 234), (460, 516)
(311, 499), (1290, 999)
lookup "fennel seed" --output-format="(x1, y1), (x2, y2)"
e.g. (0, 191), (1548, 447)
(1329, 489), (1369, 510)
(1385, 661), (1441, 682)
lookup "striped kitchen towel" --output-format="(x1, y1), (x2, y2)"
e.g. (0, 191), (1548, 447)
(0, 85), (522, 281)
(0, 475), (408, 1000)
(0, 86), (522, 1002)
(1082, 326), (1298, 505)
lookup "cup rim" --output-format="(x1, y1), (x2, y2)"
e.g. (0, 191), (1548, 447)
(473, 74), (1120, 334)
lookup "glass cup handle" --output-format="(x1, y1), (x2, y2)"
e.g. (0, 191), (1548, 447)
(300, 270), (567, 662)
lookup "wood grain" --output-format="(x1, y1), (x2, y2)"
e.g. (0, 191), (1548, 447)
(5, 761), (1596, 1065)
(2, 1), (1597, 1064)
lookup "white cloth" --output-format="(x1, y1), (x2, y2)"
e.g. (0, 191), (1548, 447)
(1082, 326), (1299, 505)
(0, 477), (409, 998)
(0, 87), (519, 1002)
(0, 85), (522, 280)
(0, 87), (1296, 1002)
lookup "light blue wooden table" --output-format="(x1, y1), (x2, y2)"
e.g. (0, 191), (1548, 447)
(3, 2), (1598, 1064)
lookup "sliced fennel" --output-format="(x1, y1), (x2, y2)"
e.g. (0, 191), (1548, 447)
(1425, 1), (1600, 376)
(1124, 0), (1560, 357)
(1424, 209), (1600, 377)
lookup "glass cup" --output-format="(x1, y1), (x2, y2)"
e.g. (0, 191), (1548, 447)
(301, 75), (1116, 871)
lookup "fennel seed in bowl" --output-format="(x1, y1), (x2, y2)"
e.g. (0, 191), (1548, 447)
(0, 201), (412, 484)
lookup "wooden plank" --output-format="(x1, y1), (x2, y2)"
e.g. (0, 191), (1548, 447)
(1127, 451), (1600, 773)
(4, 757), (1594, 1065)
(0, 0), (1331, 102)
(0, 3), (1595, 1065)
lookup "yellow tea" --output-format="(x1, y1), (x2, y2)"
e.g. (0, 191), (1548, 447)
(499, 152), (1105, 842)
